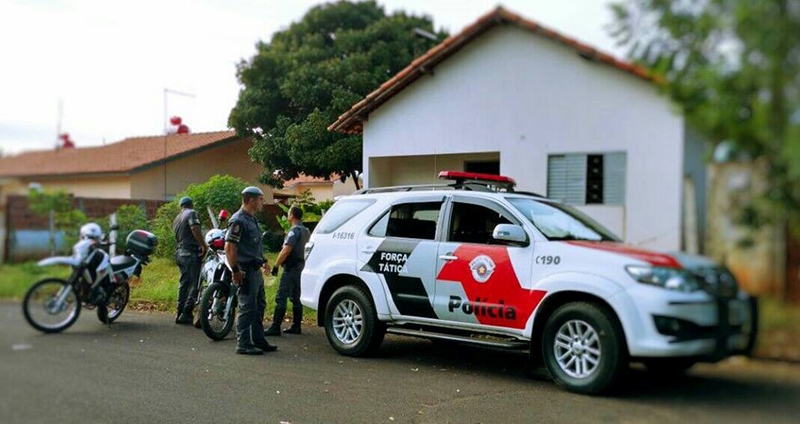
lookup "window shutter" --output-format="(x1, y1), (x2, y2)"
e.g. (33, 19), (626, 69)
(603, 152), (626, 205)
(548, 154), (586, 205)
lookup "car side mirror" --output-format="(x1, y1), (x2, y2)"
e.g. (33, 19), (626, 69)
(492, 224), (528, 245)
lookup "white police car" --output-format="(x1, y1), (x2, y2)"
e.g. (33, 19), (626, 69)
(301, 171), (757, 394)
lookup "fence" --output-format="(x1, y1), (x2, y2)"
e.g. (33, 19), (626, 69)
(3, 195), (167, 263)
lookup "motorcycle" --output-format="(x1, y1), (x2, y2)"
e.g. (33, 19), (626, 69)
(190, 209), (229, 329)
(22, 219), (158, 333)
(198, 242), (236, 340)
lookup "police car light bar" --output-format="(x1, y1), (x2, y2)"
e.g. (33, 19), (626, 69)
(437, 171), (516, 190)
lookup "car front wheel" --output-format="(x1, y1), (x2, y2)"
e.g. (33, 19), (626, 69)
(542, 302), (627, 395)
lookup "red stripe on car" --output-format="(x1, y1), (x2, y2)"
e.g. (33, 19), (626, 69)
(565, 241), (681, 268)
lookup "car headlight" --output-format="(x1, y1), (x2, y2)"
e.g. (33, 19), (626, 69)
(625, 265), (702, 292)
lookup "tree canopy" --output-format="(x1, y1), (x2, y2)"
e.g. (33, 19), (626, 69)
(229, 1), (445, 189)
(609, 0), (800, 227)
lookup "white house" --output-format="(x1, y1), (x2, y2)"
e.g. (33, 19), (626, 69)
(329, 7), (703, 252)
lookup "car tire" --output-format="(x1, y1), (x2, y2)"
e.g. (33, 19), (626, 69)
(324, 285), (385, 357)
(542, 302), (627, 395)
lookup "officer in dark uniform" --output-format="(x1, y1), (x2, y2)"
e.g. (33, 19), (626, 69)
(225, 186), (277, 355)
(172, 196), (207, 325)
(265, 206), (310, 336)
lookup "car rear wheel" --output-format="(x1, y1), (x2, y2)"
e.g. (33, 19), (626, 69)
(542, 302), (627, 395)
(324, 285), (385, 357)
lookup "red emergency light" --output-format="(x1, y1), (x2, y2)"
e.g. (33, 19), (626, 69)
(437, 171), (516, 191)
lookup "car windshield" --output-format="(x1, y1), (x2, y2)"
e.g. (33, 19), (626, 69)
(507, 197), (620, 242)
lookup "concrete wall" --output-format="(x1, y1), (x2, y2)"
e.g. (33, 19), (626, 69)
(3, 175), (132, 199)
(368, 152), (500, 187)
(131, 138), (274, 201)
(363, 25), (684, 250)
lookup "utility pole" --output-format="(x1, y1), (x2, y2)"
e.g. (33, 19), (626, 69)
(162, 88), (196, 200)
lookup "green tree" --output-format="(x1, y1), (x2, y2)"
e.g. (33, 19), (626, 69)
(28, 189), (87, 253)
(229, 0), (445, 190)
(609, 0), (800, 228)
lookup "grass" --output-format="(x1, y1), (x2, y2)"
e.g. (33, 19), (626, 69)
(0, 252), (316, 321)
(0, 261), (72, 298)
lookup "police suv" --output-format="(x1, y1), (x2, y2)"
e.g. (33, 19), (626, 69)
(301, 171), (757, 394)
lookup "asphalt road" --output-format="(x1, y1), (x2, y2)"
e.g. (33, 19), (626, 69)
(1, 301), (799, 424)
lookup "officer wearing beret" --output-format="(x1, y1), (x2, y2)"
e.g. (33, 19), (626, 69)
(225, 186), (277, 355)
(172, 196), (207, 325)
(265, 206), (310, 336)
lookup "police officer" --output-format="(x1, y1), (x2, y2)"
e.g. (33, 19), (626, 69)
(173, 196), (207, 325)
(265, 206), (310, 336)
(225, 186), (277, 355)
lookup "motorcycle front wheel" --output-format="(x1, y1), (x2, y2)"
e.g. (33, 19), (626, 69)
(99, 282), (130, 324)
(22, 278), (81, 333)
(199, 282), (236, 340)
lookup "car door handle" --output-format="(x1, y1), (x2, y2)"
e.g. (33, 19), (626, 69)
(439, 255), (458, 261)
(361, 248), (376, 254)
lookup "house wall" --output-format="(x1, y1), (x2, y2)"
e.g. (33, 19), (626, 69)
(3, 176), (132, 199)
(363, 25), (684, 250)
(368, 152), (500, 187)
(130, 138), (274, 202)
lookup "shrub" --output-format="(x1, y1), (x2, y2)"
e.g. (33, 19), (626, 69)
(262, 230), (285, 253)
(151, 201), (180, 259)
(107, 204), (148, 252)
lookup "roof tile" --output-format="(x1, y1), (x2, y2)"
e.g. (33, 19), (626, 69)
(0, 131), (238, 178)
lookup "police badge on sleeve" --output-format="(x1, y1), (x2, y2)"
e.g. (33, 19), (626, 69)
(469, 255), (496, 283)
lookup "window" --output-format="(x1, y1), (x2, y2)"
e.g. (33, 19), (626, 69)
(315, 199), (375, 234)
(369, 202), (441, 240)
(465, 160), (500, 175)
(448, 202), (513, 245)
(547, 153), (626, 205)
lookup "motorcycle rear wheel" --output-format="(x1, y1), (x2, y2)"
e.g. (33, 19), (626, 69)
(200, 282), (236, 340)
(99, 282), (130, 324)
(22, 278), (81, 333)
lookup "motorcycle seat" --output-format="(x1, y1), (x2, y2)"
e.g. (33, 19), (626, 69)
(111, 255), (137, 271)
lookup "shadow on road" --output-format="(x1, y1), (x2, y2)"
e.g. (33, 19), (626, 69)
(372, 336), (800, 409)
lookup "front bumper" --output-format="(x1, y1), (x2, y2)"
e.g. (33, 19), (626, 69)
(620, 286), (758, 360)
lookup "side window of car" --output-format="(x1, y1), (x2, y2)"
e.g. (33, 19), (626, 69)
(368, 201), (441, 240)
(449, 202), (512, 245)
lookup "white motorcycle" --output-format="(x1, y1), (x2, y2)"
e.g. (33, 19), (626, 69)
(22, 220), (157, 333)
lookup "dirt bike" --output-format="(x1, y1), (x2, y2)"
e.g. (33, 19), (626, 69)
(22, 218), (157, 333)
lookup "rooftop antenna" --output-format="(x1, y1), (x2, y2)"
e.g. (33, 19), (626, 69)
(162, 88), (196, 200)
(55, 98), (63, 150)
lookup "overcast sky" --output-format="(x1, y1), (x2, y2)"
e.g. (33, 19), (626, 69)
(0, 0), (621, 155)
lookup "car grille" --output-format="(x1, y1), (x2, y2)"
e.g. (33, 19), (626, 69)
(691, 267), (739, 298)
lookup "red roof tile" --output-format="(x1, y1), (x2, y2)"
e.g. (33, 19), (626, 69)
(329, 6), (659, 134)
(0, 131), (239, 178)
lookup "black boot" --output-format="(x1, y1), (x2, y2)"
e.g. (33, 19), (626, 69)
(175, 306), (183, 324)
(284, 307), (303, 334)
(264, 306), (286, 336)
(176, 306), (192, 325)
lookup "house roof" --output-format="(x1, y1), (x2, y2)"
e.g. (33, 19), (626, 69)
(283, 174), (340, 188)
(329, 6), (657, 134)
(0, 131), (238, 178)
